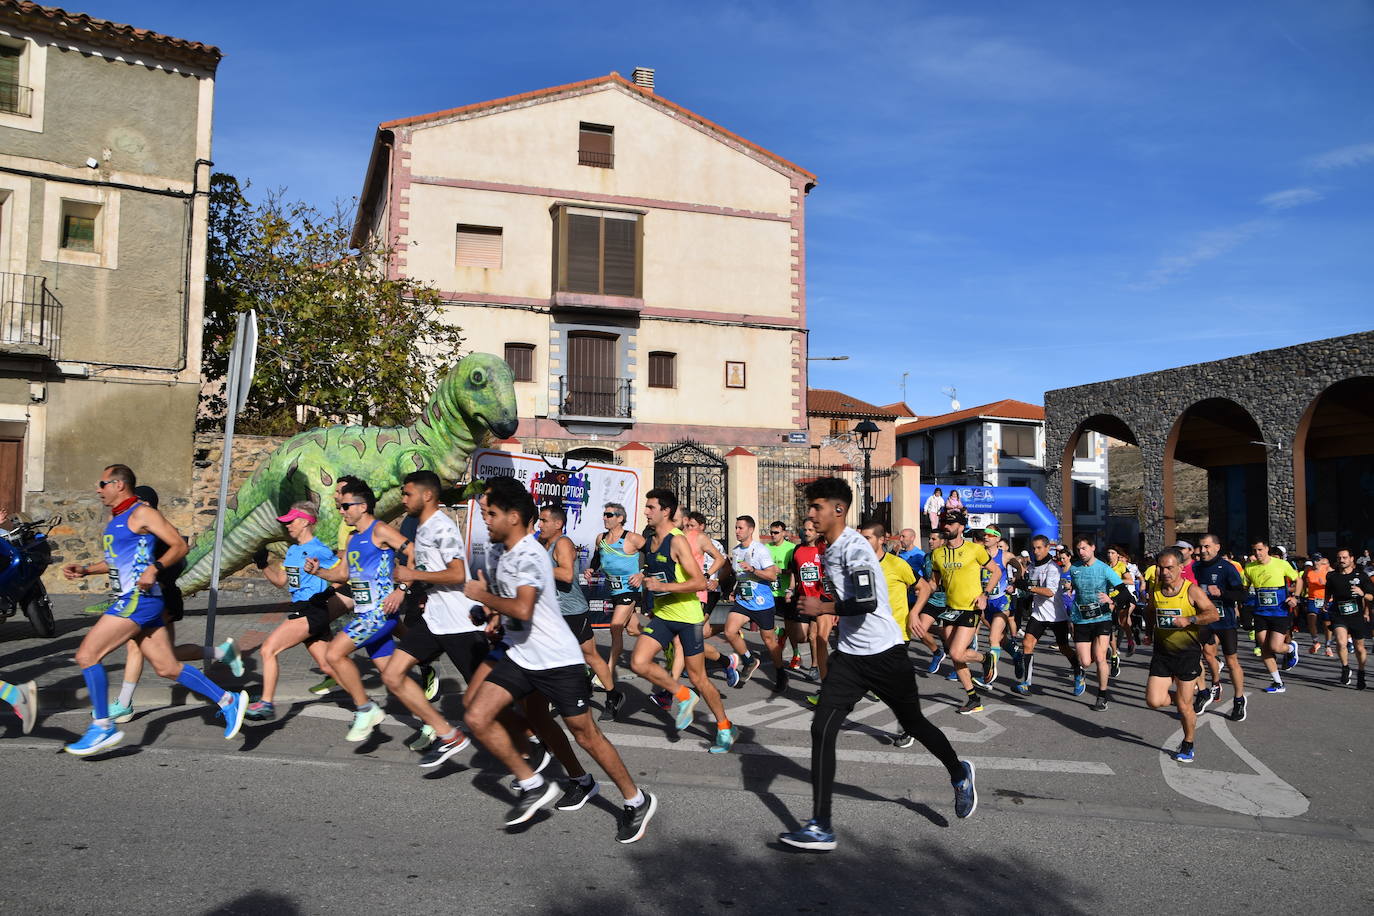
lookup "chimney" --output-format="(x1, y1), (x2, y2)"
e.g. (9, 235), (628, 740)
(631, 67), (655, 93)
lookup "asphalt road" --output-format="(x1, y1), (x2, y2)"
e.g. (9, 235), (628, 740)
(2, 627), (1372, 915)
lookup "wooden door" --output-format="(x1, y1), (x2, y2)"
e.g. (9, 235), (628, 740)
(0, 438), (23, 515)
(566, 333), (617, 416)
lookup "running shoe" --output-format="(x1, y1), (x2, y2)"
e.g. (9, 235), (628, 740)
(1122, 640), (1135, 657)
(1246, 630), (1255, 644)
(806, 694), (819, 707)
(740, 656), (762, 686)
(308, 676), (339, 696)
(1263, 682), (1286, 694)
(789, 655), (803, 670)
(219, 638), (244, 678)
(1231, 696), (1247, 721)
(1175, 742), (1195, 763)
(418, 731), (471, 768)
(1358, 670), (1367, 691)
(1108, 650), (1121, 680)
(526, 743), (552, 777)
(1252, 646), (1262, 657)
(421, 665), (439, 701)
(601, 689), (625, 722)
(108, 700), (135, 724)
(1072, 672), (1086, 696)
(1013, 682), (1031, 696)
(1309, 642), (1322, 655)
(1325, 645), (1335, 658)
(650, 689), (673, 710)
(1210, 683), (1222, 706)
(772, 670), (787, 694)
(64, 720), (124, 756)
(806, 667), (820, 683)
(1013, 650), (1026, 683)
(555, 777), (599, 811)
(505, 780), (560, 826)
(672, 690), (700, 730)
(1340, 666), (1352, 687)
(956, 698), (984, 715)
(779, 819), (836, 851)
(1092, 694), (1109, 712)
(1283, 644), (1299, 670)
(926, 648), (946, 675)
(1192, 690), (1209, 715)
(953, 761), (977, 818)
(724, 653), (741, 689)
(13, 680), (36, 735)
(407, 723), (437, 751)
(980, 651), (998, 686)
(220, 690), (248, 740)
(345, 704), (385, 742)
(892, 732), (915, 749)
(616, 792), (658, 844)
(708, 726), (737, 754)
(244, 700), (276, 722)
(945, 670), (960, 682)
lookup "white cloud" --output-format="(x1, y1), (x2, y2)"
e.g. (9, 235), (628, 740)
(1131, 219), (1271, 290)
(1259, 187), (1324, 210)
(1308, 142), (1374, 170)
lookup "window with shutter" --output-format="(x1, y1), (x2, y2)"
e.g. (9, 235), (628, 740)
(552, 206), (642, 297)
(456, 224), (502, 268)
(648, 352), (675, 388)
(578, 122), (614, 168)
(999, 424), (1036, 458)
(1075, 435), (1093, 459)
(60, 201), (100, 252)
(503, 343), (534, 382)
(0, 44), (23, 115)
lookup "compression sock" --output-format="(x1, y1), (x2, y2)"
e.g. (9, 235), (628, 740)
(82, 664), (110, 721)
(117, 681), (137, 707)
(624, 789), (646, 808)
(0, 680), (19, 708)
(1023, 655), (1035, 685)
(718, 719), (733, 731)
(174, 664), (231, 706)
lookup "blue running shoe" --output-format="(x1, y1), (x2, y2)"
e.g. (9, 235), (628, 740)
(926, 648), (946, 675)
(1283, 644), (1298, 671)
(1073, 672), (1086, 696)
(724, 653), (741, 689)
(1175, 742), (1195, 763)
(1263, 682), (1286, 694)
(708, 726), (737, 754)
(1013, 682), (1030, 696)
(779, 819), (836, 851)
(220, 690), (248, 740)
(219, 638), (244, 678)
(953, 761), (977, 818)
(64, 721), (124, 756)
(945, 670), (960, 682)
(673, 689), (699, 731)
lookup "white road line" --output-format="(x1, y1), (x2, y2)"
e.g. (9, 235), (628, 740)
(1159, 716), (1309, 818)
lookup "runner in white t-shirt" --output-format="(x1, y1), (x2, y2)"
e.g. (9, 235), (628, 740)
(462, 477), (658, 843)
(724, 516), (786, 691)
(1013, 535), (1081, 695)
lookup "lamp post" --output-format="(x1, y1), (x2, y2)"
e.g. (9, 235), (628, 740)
(854, 418), (880, 521)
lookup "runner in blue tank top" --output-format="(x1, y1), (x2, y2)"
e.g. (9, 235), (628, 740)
(306, 479), (411, 742)
(976, 526), (1014, 687)
(586, 502), (645, 685)
(61, 463), (248, 756)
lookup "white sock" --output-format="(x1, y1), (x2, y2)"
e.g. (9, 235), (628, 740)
(518, 774), (545, 792)
(1271, 673), (1282, 685)
(624, 789), (645, 808)
(206, 646), (225, 661)
(117, 681), (137, 707)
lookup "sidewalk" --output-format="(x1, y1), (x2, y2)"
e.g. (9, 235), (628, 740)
(0, 593), (357, 711)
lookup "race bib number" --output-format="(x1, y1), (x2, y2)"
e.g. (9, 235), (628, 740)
(1335, 600), (1360, 616)
(286, 567), (301, 590)
(608, 574), (629, 591)
(1310, 598), (1325, 609)
(937, 607), (962, 623)
(1256, 588), (1280, 608)
(1156, 613), (1178, 629)
(349, 580), (374, 606)
(647, 571), (668, 584)
(107, 569), (123, 594)
(799, 565), (820, 583)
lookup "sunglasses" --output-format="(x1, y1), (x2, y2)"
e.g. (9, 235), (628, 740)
(603, 511), (621, 518)
(98, 479), (116, 489)
(338, 501), (364, 510)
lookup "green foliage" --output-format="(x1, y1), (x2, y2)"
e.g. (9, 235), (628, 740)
(199, 174), (464, 433)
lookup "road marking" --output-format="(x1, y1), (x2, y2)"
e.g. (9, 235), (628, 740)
(1160, 716), (1309, 818)
(0, 741), (350, 768)
(297, 704), (418, 730)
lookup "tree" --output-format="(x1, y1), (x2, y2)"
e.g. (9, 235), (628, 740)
(199, 174), (465, 434)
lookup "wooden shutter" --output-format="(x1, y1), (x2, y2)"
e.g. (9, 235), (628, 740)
(579, 123), (614, 167)
(0, 45), (19, 114)
(503, 343), (534, 382)
(567, 333), (617, 416)
(566, 214), (601, 293)
(602, 214), (637, 296)
(0, 438), (22, 514)
(648, 352), (675, 388)
(456, 225), (502, 268)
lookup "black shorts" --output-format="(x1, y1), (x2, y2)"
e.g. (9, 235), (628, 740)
(1330, 614), (1370, 640)
(1026, 618), (1071, 642)
(1254, 614), (1291, 633)
(1149, 649), (1203, 681)
(815, 644), (919, 713)
(1073, 619), (1113, 642)
(780, 593), (807, 623)
(287, 593), (334, 643)
(483, 657), (592, 719)
(1204, 626), (1239, 656)
(931, 607), (979, 629)
(396, 617), (491, 682)
(732, 604), (776, 630)
(608, 591), (641, 611)
(562, 613), (594, 644)
(641, 617), (705, 656)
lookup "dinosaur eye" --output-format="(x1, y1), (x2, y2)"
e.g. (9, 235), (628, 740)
(472, 369), (486, 386)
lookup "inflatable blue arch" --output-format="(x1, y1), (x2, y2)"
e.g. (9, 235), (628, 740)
(920, 485), (1060, 542)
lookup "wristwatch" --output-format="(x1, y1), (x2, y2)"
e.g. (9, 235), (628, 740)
(396, 583), (410, 594)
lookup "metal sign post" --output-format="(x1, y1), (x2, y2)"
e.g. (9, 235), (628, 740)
(203, 310), (257, 661)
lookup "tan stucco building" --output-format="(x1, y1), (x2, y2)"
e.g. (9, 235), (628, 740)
(351, 69), (816, 463)
(0, 3), (218, 516)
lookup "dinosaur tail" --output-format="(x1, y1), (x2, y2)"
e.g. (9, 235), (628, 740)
(176, 500), (284, 595)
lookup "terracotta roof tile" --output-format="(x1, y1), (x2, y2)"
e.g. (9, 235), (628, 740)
(378, 72), (815, 181)
(807, 389), (902, 419)
(896, 399), (1044, 435)
(0, 1), (221, 69)
(880, 401), (918, 419)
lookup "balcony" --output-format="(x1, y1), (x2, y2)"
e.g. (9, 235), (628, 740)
(0, 80), (33, 117)
(578, 149), (614, 168)
(0, 272), (63, 359)
(556, 375), (633, 423)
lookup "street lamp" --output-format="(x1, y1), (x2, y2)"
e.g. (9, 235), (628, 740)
(854, 418), (880, 521)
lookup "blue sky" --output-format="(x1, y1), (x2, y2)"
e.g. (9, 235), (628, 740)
(109, 0), (1373, 416)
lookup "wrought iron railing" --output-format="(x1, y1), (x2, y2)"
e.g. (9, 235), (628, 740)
(0, 80), (33, 116)
(557, 375), (632, 419)
(578, 149), (614, 168)
(0, 272), (62, 358)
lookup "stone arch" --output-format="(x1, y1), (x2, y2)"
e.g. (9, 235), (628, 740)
(1293, 376), (1374, 554)
(1060, 413), (1140, 546)
(1163, 397), (1266, 550)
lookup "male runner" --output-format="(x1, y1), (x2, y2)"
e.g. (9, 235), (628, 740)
(305, 479), (410, 741)
(1244, 539), (1301, 694)
(780, 477), (975, 851)
(1014, 535), (1079, 695)
(896, 528), (926, 581)
(1066, 537), (1127, 711)
(1191, 533), (1248, 721)
(1302, 555), (1331, 655)
(629, 489), (736, 752)
(1324, 548), (1372, 689)
(539, 505), (621, 719)
(859, 521), (929, 748)
(462, 477), (657, 841)
(766, 521), (801, 669)
(912, 508), (999, 714)
(726, 515), (785, 691)
(977, 525), (1013, 686)
(1144, 548), (1218, 762)
(61, 464), (247, 755)
(918, 531), (948, 675)
(587, 502), (644, 683)
(791, 518), (828, 684)
(0, 676), (36, 734)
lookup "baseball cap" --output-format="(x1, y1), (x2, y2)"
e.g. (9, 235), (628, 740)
(1172, 540), (1193, 550)
(1311, 552), (1325, 561)
(277, 507), (317, 525)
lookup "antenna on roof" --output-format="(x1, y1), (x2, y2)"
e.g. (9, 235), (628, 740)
(941, 386), (960, 411)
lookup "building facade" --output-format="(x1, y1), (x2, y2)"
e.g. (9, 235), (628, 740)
(0, 3), (218, 518)
(805, 388), (900, 467)
(351, 70), (815, 467)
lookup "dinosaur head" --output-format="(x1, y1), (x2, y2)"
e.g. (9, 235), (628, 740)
(441, 351), (519, 443)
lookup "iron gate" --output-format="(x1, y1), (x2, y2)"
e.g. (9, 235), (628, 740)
(653, 440), (728, 542)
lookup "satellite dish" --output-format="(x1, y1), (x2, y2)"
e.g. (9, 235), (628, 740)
(941, 386), (960, 411)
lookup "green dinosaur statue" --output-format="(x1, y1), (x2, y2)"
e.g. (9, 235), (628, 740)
(177, 352), (518, 594)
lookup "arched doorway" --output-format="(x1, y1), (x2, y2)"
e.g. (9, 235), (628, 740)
(1295, 377), (1374, 555)
(1062, 414), (1140, 554)
(1164, 398), (1266, 552)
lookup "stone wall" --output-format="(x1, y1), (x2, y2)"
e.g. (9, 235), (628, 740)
(1045, 331), (1374, 555)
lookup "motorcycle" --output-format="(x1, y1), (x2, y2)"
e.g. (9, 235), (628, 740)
(0, 515), (59, 638)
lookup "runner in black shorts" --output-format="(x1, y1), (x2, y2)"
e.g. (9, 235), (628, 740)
(1191, 533), (1248, 720)
(1145, 548), (1218, 763)
(1325, 548), (1373, 689)
(587, 502), (645, 683)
